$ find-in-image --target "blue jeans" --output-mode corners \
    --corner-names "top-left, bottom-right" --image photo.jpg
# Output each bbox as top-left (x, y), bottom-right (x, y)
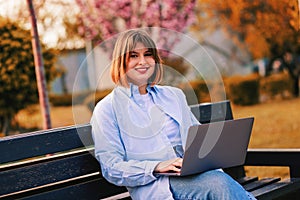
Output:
top-left (169, 170), bottom-right (256, 200)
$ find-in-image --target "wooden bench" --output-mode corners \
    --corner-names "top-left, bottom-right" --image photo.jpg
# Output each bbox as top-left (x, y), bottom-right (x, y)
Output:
top-left (0, 100), bottom-right (300, 200)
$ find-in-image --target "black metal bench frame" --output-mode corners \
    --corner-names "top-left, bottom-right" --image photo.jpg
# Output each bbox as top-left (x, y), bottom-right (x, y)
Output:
top-left (1, 100), bottom-right (300, 200)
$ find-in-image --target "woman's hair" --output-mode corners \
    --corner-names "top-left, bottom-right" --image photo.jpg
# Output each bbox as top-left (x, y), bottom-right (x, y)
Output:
top-left (110, 29), bottom-right (163, 87)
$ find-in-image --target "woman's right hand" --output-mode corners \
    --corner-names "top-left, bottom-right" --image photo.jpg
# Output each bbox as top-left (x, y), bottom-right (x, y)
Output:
top-left (154, 158), bottom-right (183, 173)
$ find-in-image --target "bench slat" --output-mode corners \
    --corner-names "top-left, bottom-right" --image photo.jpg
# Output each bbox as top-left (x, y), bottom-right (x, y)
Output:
top-left (15, 178), bottom-right (129, 200)
top-left (243, 177), bottom-right (281, 192)
top-left (236, 176), bottom-right (259, 185)
top-left (0, 124), bottom-right (92, 164)
top-left (251, 178), bottom-right (300, 200)
top-left (246, 149), bottom-right (300, 178)
top-left (0, 151), bottom-right (99, 196)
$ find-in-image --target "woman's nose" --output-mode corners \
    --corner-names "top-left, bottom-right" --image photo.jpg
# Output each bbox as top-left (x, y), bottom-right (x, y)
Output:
top-left (138, 56), bottom-right (146, 65)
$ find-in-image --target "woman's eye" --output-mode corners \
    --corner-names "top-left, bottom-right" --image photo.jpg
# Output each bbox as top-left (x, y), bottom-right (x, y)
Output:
top-left (145, 53), bottom-right (153, 57)
top-left (130, 54), bottom-right (138, 58)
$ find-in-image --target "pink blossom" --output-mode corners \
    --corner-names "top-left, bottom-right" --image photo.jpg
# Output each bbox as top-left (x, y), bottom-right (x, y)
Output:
top-left (75, 0), bottom-right (196, 53)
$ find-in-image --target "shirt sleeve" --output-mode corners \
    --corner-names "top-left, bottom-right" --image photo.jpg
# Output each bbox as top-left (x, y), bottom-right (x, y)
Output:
top-left (91, 96), bottom-right (160, 187)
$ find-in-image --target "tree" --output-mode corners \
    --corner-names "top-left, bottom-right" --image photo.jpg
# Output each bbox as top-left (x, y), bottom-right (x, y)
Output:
top-left (74, 0), bottom-right (195, 58)
top-left (0, 0), bottom-right (84, 50)
top-left (27, 0), bottom-right (52, 130)
top-left (74, 0), bottom-right (196, 44)
top-left (0, 18), bottom-right (58, 136)
top-left (193, 0), bottom-right (299, 60)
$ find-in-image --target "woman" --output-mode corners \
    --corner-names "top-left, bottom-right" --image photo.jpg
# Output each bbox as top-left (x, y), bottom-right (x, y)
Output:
top-left (91, 29), bottom-right (255, 200)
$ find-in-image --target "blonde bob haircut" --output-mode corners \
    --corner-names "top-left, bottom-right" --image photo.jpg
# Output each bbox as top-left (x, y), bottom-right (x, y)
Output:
top-left (110, 29), bottom-right (163, 87)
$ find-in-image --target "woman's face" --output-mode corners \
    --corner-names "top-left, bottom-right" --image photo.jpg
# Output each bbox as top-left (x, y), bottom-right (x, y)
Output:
top-left (126, 42), bottom-right (156, 87)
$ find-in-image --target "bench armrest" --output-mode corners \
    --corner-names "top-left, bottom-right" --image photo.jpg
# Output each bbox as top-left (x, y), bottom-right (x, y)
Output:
top-left (245, 148), bottom-right (300, 178)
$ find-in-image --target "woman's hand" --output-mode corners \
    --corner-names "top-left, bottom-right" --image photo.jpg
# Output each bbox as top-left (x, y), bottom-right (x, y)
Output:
top-left (154, 158), bottom-right (183, 173)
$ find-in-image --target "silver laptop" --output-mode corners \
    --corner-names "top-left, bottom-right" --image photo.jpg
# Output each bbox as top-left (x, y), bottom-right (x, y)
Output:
top-left (156, 117), bottom-right (254, 176)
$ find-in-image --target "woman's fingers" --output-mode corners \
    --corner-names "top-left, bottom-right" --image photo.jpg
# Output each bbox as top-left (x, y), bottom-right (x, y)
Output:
top-left (154, 158), bottom-right (183, 172)
top-left (171, 158), bottom-right (182, 168)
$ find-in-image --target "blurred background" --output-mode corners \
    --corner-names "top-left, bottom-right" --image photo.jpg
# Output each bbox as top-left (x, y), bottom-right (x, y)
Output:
top-left (0, 0), bottom-right (299, 179)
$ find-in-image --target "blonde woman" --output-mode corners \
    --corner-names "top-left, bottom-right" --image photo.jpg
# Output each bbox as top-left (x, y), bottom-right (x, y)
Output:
top-left (91, 29), bottom-right (255, 200)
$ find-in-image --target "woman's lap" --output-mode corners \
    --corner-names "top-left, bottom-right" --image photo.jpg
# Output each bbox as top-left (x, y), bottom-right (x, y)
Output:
top-left (169, 169), bottom-right (256, 200)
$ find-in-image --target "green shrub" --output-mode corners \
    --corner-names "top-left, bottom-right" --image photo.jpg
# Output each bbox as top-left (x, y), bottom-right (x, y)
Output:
top-left (179, 80), bottom-right (210, 105)
top-left (84, 89), bottom-right (112, 111)
top-left (260, 73), bottom-right (293, 101)
top-left (72, 91), bottom-right (93, 105)
top-left (49, 94), bottom-right (73, 106)
top-left (225, 74), bottom-right (260, 105)
top-left (181, 72), bottom-right (294, 107)
top-left (49, 91), bottom-right (99, 107)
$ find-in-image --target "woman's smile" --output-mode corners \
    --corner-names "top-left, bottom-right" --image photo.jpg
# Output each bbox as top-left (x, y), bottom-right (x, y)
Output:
top-left (134, 66), bottom-right (150, 74)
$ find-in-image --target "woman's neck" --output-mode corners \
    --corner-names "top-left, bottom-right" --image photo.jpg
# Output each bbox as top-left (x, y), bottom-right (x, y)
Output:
top-left (139, 85), bottom-right (147, 94)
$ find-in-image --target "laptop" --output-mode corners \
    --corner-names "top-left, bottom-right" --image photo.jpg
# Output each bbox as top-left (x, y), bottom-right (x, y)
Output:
top-left (155, 117), bottom-right (254, 176)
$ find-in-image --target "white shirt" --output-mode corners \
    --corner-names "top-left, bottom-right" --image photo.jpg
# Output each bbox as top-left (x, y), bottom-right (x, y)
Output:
top-left (91, 84), bottom-right (199, 199)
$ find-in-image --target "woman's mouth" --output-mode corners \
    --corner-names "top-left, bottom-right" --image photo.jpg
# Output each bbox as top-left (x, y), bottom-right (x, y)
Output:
top-left (135, 66), bottom-right (150, 73)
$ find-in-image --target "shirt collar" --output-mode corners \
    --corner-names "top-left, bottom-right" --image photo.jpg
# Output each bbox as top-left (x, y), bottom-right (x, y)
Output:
top-left (119, 83), bottom-right (158, 97)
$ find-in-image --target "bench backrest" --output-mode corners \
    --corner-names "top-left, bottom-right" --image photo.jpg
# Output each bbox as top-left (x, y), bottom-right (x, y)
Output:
top-left (190, 100), bottom-right (233, 123)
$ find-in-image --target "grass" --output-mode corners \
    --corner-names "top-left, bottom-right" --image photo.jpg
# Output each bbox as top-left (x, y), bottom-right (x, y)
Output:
top-left (14, 104), bottom-right (92, 131)
top-left (12, 97), bottom-right (300, 179)
top-left (232, 98), bottom-right (300, 148)
top-left (231, 98), bottom-right (300, 179)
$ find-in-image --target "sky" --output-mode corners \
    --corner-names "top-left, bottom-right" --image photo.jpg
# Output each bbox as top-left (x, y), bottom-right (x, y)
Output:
top-left (0, 0), bottom-right (80, 49)
top-left (0, 1), bottom-right (22, 17)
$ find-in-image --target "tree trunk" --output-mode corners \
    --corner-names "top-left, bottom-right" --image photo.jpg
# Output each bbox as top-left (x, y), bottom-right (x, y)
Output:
top-left (2, 115), bottom-right (11, 137)
top-left (26, 0), bottom-right (52, 129)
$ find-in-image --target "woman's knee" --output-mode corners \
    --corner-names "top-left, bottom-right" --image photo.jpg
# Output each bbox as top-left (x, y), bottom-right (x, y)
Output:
top-left (199, 170), bottom-right (233, 188)
top-left (200, 170), bottom-right (254, 199)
